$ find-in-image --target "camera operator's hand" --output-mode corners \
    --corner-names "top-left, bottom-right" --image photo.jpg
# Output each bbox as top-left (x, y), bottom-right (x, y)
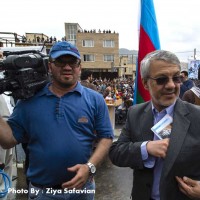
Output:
top-left (62, 164), bottom-right (90, 189)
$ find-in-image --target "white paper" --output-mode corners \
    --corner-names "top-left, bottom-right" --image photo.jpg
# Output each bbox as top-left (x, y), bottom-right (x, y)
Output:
top-left (151, 114), bottom-right (173, 139)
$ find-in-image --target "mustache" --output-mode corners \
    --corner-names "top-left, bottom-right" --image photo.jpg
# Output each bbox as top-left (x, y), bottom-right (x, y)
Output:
top-left (162, 90), bottom-right (176, 94)
top-left (61, 69), bottom-right (73, 74)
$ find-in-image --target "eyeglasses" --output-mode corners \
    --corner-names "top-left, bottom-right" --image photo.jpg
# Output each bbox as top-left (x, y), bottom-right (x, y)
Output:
top-left (51, 59), bottom-right (80, 69)
top-left (148, 75), bottom-right (182, 85)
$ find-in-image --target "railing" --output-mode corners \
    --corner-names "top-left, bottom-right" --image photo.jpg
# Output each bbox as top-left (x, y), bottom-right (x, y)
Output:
top-left (0, 32), bottom-right (24, 47)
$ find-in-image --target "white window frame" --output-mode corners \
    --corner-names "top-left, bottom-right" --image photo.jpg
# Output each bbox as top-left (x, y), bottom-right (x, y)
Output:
top-left (104, 54), bottom-right (114, 62)
top-left (83, 54), bottom-right (95, 62)
top-left (103, 40), bottom-right (115, 47)
top-left (82, 40), bottom-right (94, 47)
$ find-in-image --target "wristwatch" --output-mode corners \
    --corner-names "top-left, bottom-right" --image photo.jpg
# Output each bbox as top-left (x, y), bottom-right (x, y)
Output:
top-left (86, 162), bottom-right (96, 175)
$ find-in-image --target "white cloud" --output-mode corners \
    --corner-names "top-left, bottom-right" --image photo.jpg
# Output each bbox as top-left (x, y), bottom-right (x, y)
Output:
top-left (1, 0), bottom-right (200, 61)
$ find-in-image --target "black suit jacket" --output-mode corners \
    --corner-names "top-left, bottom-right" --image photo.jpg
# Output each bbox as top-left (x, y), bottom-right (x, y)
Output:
top-left (109, 99), bottom-right (200, 200)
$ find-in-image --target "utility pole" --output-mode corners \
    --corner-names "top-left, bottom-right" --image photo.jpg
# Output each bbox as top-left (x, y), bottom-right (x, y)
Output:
top-left (194, 48), bottom-right (196, 60)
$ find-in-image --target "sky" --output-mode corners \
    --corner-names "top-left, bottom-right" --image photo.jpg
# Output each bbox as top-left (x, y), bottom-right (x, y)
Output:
top-left (1, 0), bottom-right (200, 62)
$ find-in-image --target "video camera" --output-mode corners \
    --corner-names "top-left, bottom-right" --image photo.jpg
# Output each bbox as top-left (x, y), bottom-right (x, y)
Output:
top-left (0, 50), bottom-right (49, 100)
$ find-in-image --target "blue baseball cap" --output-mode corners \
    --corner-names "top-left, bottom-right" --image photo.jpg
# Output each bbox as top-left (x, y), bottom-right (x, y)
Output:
top-left (49, 41), bottom-right (81, 59)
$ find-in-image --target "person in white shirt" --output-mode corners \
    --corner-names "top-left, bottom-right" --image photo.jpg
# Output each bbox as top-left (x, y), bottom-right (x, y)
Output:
top-left (0, 51), bottom-right (14, 200)
top-left (0, 95), bottom-right (13, 200)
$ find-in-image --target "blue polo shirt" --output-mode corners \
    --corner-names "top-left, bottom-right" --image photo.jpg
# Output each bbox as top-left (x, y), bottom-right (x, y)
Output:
top-left (8, 82), bottom-right (113, 186)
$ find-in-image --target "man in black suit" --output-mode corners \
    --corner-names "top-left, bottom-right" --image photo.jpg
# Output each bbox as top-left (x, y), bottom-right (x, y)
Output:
top-left (80, 70), bottom-right (97, 91)
top-left (109, 50), bottom-right (200, 200)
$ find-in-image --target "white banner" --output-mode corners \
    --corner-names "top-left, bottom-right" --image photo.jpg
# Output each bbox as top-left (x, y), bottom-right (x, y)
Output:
top-left (188, 59), bottom-right (200, 79)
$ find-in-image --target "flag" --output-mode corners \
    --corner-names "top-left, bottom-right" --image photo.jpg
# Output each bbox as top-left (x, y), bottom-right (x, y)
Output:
top-left (134, 0), bottom-right (160, 104)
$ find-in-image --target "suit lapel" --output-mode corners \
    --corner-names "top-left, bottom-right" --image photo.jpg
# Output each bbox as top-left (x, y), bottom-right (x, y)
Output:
top-left (161, 99), bottom-right (190, 178)
top-left (141, 103), bottom-right (154, 141)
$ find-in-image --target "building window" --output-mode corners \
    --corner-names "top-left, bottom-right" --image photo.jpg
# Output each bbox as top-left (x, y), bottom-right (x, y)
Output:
top-left (83, 54), bottom-right (95, 62)
top-left (82, 40), bottom-right (94, 47)
top-left (104, 54), bottom-right (114, 62)
top-left (103, 40), bottom-right (115, 47)
top-left (66, 24), bottom-right (77, 45)
top-left (68, 41), bottom-right (76, 46)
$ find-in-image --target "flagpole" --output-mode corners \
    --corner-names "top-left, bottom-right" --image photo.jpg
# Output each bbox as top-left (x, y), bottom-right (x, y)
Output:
top-left (133, 0), bottom-right (141, 105)
top-left (133, 57), bottom-right (138, 105)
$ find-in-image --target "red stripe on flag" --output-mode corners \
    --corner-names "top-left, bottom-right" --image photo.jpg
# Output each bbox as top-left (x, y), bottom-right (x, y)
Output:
top-left (137, 26), bottom-right (156, 102)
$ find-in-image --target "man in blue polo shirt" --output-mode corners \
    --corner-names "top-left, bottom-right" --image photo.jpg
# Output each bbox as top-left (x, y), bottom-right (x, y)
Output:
top-left (0, 41), bottom-right (114, 200)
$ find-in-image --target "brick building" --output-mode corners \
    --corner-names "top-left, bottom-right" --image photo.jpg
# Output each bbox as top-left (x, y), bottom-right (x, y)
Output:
top-left (65, 23), bottom-right (120, 79)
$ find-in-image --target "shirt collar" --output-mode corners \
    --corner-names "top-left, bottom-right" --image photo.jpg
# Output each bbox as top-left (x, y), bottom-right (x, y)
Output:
top-left (35, 81), bottom-right (84, 97)
top-left (151, 100), bottom-right (176, 117)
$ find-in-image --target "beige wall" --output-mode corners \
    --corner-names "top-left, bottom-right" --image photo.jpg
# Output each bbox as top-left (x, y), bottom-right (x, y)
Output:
top-left (76, 32), bottom-right (119, 70)
top-left (25, 33), bottom-right (48, 43)
top-left (119, 55), bottom-right (136, 79)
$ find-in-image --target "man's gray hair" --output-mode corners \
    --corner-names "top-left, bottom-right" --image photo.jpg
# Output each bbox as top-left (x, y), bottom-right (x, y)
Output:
top-left (140, 50), bottom-right (181, 79)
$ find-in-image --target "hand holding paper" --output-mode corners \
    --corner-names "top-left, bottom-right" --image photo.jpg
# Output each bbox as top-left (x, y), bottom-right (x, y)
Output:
top-left (146, 138), bottom-right (170, 158)
top-left (151, 114), bottom-right (173, 139)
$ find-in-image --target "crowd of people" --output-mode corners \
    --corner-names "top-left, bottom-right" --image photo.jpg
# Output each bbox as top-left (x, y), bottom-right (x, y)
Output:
top-left (14, 33), bottom-right (67, 45)
top-left (0, 43), bottom-right (200, 200)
